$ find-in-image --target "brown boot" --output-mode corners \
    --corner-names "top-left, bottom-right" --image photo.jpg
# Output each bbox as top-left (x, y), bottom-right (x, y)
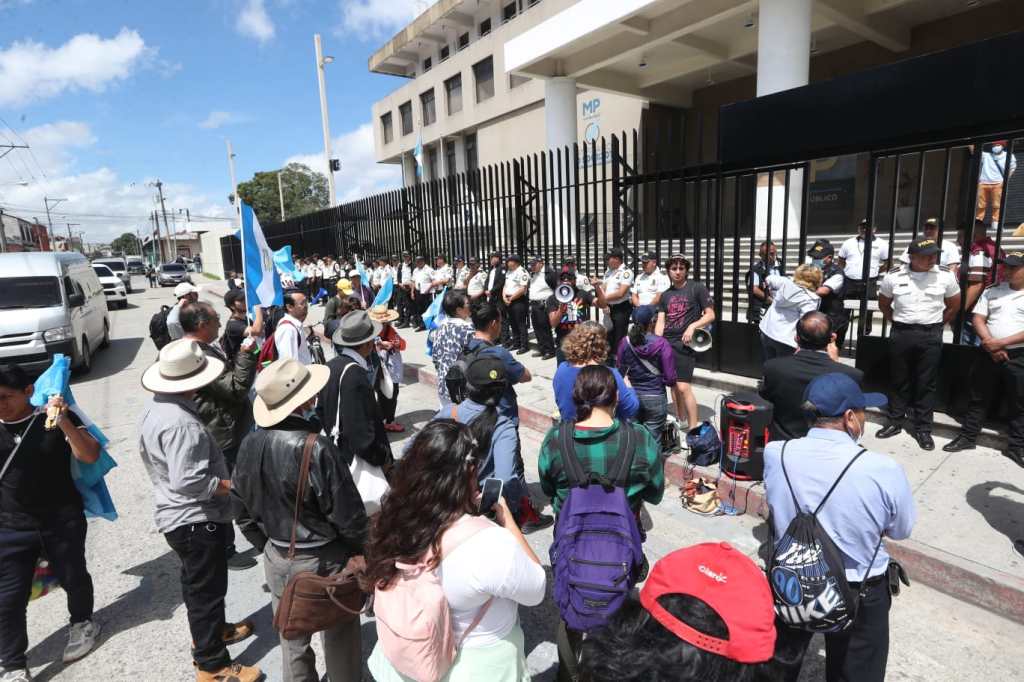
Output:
top-left (222, 620), bottom-right (255, 645)
top-left (195, 662), bottom-right (263, 682)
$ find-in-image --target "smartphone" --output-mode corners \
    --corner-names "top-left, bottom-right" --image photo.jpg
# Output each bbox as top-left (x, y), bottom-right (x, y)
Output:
top-left (478, 478), bottom-right (504, 516)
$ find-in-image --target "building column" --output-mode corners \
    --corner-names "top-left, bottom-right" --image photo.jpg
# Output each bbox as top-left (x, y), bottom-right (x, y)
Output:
top-left (544, 77), bottom-right (577, 151)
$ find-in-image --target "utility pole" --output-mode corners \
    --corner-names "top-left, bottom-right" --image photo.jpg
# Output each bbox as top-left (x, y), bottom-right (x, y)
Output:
top-left (277, 171), bottom-right (286, 220)
top-left (314, 34), bottom-right (337, 206)
top-left (152, 210), bottom-right (166, 263)
top-left (154, 179), bottom-right (177, 261)
top-left (43, 197), bottom-right (66, 249)
top-left (66, 223), bottom-right (80, 252)
top-left (0, 208), bottom-right (7, 253)
top-left (226, 139), bottom-right (240, 226)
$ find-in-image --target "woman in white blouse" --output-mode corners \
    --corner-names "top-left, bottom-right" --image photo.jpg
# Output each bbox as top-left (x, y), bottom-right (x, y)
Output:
top-left (758, 264), bottom-right (823, 361)
top-left (366, 420), bottom-right (546, 682)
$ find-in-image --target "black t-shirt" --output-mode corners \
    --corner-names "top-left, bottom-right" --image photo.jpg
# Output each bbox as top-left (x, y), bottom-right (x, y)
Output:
top-left (658, 281), bottom-right (713, 341)
top-left (0, 410), bottom-right (85, 529)
top-left (546, 290), bottom-right (596, 342)
top-left (221, 317), bottom-right (247, 364)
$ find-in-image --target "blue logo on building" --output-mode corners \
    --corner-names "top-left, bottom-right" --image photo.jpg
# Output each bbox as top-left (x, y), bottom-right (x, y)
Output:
top-left (582, 98), bottom-right (601, 119)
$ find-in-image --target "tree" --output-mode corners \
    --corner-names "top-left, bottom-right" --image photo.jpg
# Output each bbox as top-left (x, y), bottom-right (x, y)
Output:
top-left (110, 232), bottom-right (140, 255)
top-left (235, 162), bottom-right (329, 225)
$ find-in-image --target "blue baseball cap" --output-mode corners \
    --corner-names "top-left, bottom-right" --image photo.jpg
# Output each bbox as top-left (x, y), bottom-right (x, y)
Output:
top-left (631, 304), bottom-right (657, 326)
top-left (802, 373), bottom-right (886, 417)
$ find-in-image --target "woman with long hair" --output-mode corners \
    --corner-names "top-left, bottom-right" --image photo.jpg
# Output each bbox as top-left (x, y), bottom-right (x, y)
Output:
top-left (758, 264), bottom-right (823, 361)
top-left (367, 420), bottom-right (546, 682)
top-left (616, 305), bottom-right (676, 442)
top-left (552, 321), bottom-right (639, 422)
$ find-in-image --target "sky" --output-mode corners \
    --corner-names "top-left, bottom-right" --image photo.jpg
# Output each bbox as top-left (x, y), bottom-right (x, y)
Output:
top-left (0, 0), bottom-right (427, 243)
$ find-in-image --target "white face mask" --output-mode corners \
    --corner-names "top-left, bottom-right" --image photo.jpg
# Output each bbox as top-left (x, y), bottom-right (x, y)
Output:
top-left (845, 411), bottom-right (864, 443)
top-left (811, 258), bottom-right (825, 269)
top-left (992, 145), bottom-right (1004, 154)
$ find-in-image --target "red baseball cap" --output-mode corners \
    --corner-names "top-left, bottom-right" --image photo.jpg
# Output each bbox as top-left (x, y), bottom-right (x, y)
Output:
top-left (639, 542), bottom-right (776, 664)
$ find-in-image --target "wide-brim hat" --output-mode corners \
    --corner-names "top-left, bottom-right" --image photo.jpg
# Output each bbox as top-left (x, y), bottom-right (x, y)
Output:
top-left (174, 282), bottom-right (199, 298)
top-left (332, 309), bottom-right (382, 347)
top-left (142, 339), bottom-right (225, 394)
top-left (368, 304), bottom-right (399, 323)
top-left (252, 358), bottom-right (330, 428)
top-left (335, 277), bottom-right (353, 295)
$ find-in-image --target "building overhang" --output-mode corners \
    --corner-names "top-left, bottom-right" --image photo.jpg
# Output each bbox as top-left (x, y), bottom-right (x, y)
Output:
top-left (369, 0), bottom-right (477, 77)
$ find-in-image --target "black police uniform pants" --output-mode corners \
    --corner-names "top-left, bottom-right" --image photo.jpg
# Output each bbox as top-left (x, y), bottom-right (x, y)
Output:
top-left (887, 323), bottom-right (943, 433)
top-left (497, 299), bottom-right (514, 346)
top-left (413, 292), bottom-right (429, 329)
top-left (395, 286), bottom-right (411, 324)
top-left (507, 297), bottom-right (530, 350)
top-left (607, 301), bottom-right (633, 366)
top-left (844, 278), bottom-right (878, 334)
top-left (530, 299), bottom-right (555, 355)
top-left (164, 522), bottom-right (232, 672)
top-left (776, 577), bottom-right (892, 682)
top-left (961, 348), bottom-right (1024, 448)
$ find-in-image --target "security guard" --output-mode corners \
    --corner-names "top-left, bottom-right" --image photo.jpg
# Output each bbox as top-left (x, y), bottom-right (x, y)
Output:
top-left (466, 257), bottom-right (487, 302)
top-left (632, 251), bottom-right (670, 307)
top-left (502, 254), bottom-right (531, 354)
top-left (528, 255), bottom-right (557, 359)
top-left (945, 251), bottom-right (1024, 467)
top-left (453, 255), bottom-right (469, 289)
top-left (876, 237), bottom-right (961, 450)
top-left (411, 255), bottom-right (434, 331)
top-left (808, 239), bottom-right (848, 344)
top-left (592, 247), bottom-right (634, 364)
top-left (562, 255), bottom-right (594, 293)
top-left (395, 252), bottom-right (414, 327)
top-left (430, 254), bottom-right (453, 294)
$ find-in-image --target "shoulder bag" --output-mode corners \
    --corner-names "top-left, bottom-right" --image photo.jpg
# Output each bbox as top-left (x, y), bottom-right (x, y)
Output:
top-left (328, 361), bottom-right (390, 514)
top-left (273, 433), bottom-right (371, 640)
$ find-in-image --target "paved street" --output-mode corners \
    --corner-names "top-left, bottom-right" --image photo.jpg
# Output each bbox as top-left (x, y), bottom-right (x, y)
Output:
top-left (21, 277), bottom-right (1024, 681)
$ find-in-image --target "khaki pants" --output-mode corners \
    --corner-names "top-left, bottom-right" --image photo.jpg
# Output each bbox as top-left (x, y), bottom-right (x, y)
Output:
top-left (264, 542), bottom-right (362, 682)
top-left (976, 182), bottom-right (1004, 222)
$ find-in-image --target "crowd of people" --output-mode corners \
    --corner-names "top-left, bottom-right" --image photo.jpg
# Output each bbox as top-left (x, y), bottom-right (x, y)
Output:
top-left (4, 213), bottom-right (1024, 682)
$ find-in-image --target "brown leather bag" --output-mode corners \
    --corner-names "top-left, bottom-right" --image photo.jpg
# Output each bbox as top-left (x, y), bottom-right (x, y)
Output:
top-left (272, 433), bottom-right (370, 640)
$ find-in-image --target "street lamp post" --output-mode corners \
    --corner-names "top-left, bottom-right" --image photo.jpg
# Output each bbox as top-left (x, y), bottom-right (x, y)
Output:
top-left (277, 171), bottom-right (286, 220)
top-left (314, 34), bottom-right (337, 206)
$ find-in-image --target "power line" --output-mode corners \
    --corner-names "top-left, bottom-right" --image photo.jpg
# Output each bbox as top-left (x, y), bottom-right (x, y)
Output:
top-left (0, 202), bottom-right (232, 222)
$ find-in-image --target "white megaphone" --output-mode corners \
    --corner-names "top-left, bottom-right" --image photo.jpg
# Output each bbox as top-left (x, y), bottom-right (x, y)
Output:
top-left (554, 283), bottom-right (575, 304)
top-left (687, 327), bottom-right (712, 353)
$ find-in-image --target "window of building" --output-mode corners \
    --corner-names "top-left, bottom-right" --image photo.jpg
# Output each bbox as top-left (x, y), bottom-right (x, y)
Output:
top-left (444, 74), bottom-right (463, 114)
top-left (399, 101), bottom-right (413, 136)
top-left (420, 88), bottom-right (436, 127)
top-left (427, 146), bottom-right (439, 181)
top-left (381, 112), bottom-right (394, 144)
top-left (423, 57), bottom-right (432, 72)
top-left (473, 56), bottom-right (494, 102)
top-left (502, 2), bottom-right (516, 22)
top-left (444, 140), bottom-right (457, 176)
top-left (439, 45), bottom-right (450, 62)
top-left (465, 132), bottom-right (478, 172)
top-left (458, 32), bottom-right (469, 51)
top-left (509, 73), bottom-right (529, 89)
top-left (479, 18), bottom-right (491, 36)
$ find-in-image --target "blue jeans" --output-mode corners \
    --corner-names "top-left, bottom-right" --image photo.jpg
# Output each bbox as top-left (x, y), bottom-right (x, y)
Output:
top-left (636, 391), bottom-right (668, 443)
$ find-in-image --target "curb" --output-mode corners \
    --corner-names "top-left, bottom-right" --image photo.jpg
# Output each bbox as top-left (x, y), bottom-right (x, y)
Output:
top-left (404, 361), bottom-right (1024, 626)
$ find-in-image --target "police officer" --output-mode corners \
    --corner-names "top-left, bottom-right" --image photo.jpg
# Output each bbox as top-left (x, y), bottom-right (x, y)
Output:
top-left (528, 255), bottom-right (557, 359)
top-left (876, 237), bottom-right (962, 450)
top-left (485, 251), bottom-right (511, 344)
top-left (592, 247), bottom-right (634, 364)
top-left (808, 239), bottom-right (848, 345)
top-left (395, 252), bottom-right (414, 327)
top-left (411, 254), bottom-right (434, 331)
top-left (632, 251), bottom-right (670, 308)
top-left (503, 254), bottom-right (530, 354)
top-left (430, 254), bottom-right (453, 294)
top-left (562, 255), bottom-right (594, 292)
top-left (745, 240), bottom-right (781, 323)
top-left (945, 251), bottom-right (1024, 466)
top-left (838, 219), bottom-right (890, 335)
top-left (452, 255), bottom-right (469, 289)
top-left (465, 257), bottom-right (487, 302)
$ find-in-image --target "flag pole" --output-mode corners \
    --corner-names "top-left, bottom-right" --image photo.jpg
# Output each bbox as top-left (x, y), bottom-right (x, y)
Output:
top-left (226, 138), bottom-right (252, 320)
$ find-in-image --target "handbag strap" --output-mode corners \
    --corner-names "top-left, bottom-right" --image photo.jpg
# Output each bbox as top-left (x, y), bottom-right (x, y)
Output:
top-left (0, 413), bottom-right (40, 483)
top-left (627, 339), bottom-right (661, 377)
top-left (331, 361), bottom-right (358, 441)
top-left (457, 597), bottom-right (494, 648)
top-left (287, 433), bottom-right (319, 561)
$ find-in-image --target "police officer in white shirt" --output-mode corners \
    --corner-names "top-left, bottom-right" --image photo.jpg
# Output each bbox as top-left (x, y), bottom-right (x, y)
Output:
top-left (898, 217), bottom-right (961, 277)
top-left (502, 254), bottom-right (530, 354)
top-left (412, 255), bottom-right (434, 331)
top-left (945, 251), bottom-right (1024, 465)
top-left (876, 237), bottom-right (962, 450)
top-left (838, 220), bottom-right (890, 335)
top-left (527, 255), bottom-right (557, 359)
top-left (395, 252), bottom-right (414, 327)
top-left (430, 255), bottom-right (453, 294)
top-left (561, 255), bottom-right (594, 294)
top-left (466, 257), bottom-right (487, 302)
top-left (591, 247), bottom-right (634, 364)
top-left (452, 256), bottom-right (469, 290)
top-left (632, 251), bottom-right (670, 308)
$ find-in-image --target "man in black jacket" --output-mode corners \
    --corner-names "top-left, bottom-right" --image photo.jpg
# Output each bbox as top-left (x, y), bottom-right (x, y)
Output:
top-left (484, 251), bottom-right (512, 346)
top-left (232, 357), bottom-right (368, 682)
top-left (759, 312), bottom-right (863, 440)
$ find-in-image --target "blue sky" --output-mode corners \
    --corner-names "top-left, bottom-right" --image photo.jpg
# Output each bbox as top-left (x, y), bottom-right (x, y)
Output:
top-left (0, 0), bottom-right (421, 242)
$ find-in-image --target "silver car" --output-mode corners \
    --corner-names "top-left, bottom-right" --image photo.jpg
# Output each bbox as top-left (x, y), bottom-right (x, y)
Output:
top-left (157, 262), bottom-right (192, 286)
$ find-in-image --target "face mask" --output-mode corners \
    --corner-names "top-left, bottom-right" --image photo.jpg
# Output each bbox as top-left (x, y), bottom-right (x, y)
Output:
top-left (845, 412), bottom-right (864, 443)
top-left (301, 407), bottom-right (317, 421)
top-left (811, 258), bottom-right (825, 269)
top-left (992, 145), bottom-right (1004, 154)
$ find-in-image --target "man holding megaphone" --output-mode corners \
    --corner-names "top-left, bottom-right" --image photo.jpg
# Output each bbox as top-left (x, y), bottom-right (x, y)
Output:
top-left (547, 270), bottom-right (599, 364)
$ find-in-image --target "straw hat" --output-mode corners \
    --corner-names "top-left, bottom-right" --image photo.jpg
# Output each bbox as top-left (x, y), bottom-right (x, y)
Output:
top-left (335, 277), bottom-right (353, 295)
top-left (332, 310), bottom-right (382, 347)
top-left (368, 304), bottom-right (399, 323)
top-left (252, 358), bottom-right (330, 428)
top-left (142, 339), bottom-right (225, 393)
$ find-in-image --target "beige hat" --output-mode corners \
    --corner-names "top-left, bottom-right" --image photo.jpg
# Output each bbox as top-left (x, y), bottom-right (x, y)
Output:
top-left (174, 282), bottom-right (199, 298)
top-left (368, 304), bottom-right (399, 323)
top-left (252, 358), bottom-right (330, 427)
top-left (141, 339), bottom-right (225, 393)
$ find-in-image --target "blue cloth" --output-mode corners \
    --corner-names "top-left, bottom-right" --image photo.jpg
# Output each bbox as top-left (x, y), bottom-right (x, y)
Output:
top-left (552, 362), bottom-right (639, 422)
top-left (763, 428), bottom-right (916, 581)
top-left (466, 338), bottom-right (525, 424)
top-left (272, 245), bottom-right (305, 282)
top-left (241, 200), bottom-right (284, 315)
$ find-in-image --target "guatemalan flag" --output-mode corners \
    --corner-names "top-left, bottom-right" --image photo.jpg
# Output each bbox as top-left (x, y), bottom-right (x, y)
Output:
top-left (241, 200), bottom-right (283, 315)
top-left (414, 132), bottom-right (424, 178)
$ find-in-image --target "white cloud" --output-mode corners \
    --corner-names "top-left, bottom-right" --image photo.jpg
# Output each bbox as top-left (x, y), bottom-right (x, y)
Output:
top-left (285, 123), bottom-right (401, 203)
top-left (236, 0), bottom-right (276, 43)
top-left (199, 111), bottom-right (243, 129)
top-left (0, 28), bottom-right (148, 107)
top-left (339, 0), bottom-right (421, 38)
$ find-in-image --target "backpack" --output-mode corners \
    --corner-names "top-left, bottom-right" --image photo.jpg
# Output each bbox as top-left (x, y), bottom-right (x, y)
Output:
top-left (686, 421), bottom-right (722, 466)
top-left (549, 422), bottom-right (645, 633)
top-left (149, 305), bottom-right (172, 350)
top-left (374, 514), bottom-right (496, 682)
top-left (256, 319), bottom-right (295, 370)
top-left (769, 443), bottom-right (883, 633)
top-left (444, 338), bottom-right (492, 405)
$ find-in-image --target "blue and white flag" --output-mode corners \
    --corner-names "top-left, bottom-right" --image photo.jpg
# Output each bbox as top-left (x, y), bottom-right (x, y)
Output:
top-left (273, 245), bottom-right (305, 282)
top-left (241, 200), bottom-right (283, 314)
top-left (414, 132), bottom-right (424, 178)
top-left (356, 257), bottom-right (369, 285)
top-left (372, 276), bottom-right (394, 307)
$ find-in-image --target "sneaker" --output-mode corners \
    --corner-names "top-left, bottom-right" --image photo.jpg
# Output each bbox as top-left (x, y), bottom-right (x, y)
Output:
top-left (227, 552), bottom-right (258, 571)
top-left (0, 670), bottom-right (32, 682)
top-left (62, 619), bottom-right (101, 663)
top-left (222, 620), bottom-right (255, 645)
top-left (518, 497), bottom-right (555, 534)
top-left (195, 662), bottom-right (263, 682)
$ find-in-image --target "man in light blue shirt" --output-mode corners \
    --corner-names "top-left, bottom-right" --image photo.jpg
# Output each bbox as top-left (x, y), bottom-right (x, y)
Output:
top-left (764, 372), bottom-right (916, 682)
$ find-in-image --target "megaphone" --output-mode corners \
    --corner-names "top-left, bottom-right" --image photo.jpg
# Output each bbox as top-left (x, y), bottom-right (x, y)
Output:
top-left (554, 283), bottom-right (576, 304)
top-left (687, 327), bottom-right (712, 353)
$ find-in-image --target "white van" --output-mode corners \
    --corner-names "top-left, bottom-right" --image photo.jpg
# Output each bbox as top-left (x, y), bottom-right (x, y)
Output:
top-left (0, 252), bottom-right (110, 374)
top-left (92, 256), bottom-right (132, 293)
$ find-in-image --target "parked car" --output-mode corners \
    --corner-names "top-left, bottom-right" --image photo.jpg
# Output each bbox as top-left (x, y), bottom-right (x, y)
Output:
top-left (126, 255), bottom-right (146, 274)
top-left (92, 263), bottom-right (128, 309)
top-left (157, 262), bottom-right (192, 286)
top-left (92, 257), bottom-right (132, 293)
top-left (0, 252), bottom-right (109, 374)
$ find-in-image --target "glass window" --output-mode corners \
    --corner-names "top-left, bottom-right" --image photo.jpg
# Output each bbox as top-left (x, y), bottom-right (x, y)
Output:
top-left (473, 56), bottom-right (494, 103)
top-left (479, 18), bottom-right (491, 36)
top-left (423, 57), bottom-right (432, 72)
top-left (439, 45), bottom-right (450, 62)
top-left (509, 73), bottom-right (529, 89)
top-left (465, 133), bottom-right (478, 172)
top-left (445, 140), bottom-right (457, 176)
top-left (445, 74), bottom-right (463, 114)
top-left (399, 101), bottom-right (413, 136)
top-left (458, 32), bottom-right (469, 50)
top-left (427, 146), bottom-right (439, 181)
top-left (420, 89), bottom-right (436, 127)
top-left (381, 112), bottom-right (394, 144)
top-left (0, 276), bottom-right (62, 309)
top-left (502, 2), bottom-right (516, 22)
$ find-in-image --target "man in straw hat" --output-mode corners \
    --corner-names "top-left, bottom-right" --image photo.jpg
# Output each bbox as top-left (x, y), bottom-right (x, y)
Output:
top-left (138, 340), bottom-right (260, 682)
top-left (232, 358), bottom-right (369, 682)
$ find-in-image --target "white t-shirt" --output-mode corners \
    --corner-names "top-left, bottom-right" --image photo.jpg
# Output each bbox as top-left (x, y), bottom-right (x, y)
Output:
top-left (878, 266), bottom-right (960, 325)
top-left (438, 524), bottom-right (546, 648)
top-left (979, 149), bottom-right (1017, 184)
top-left (839, 236), bottom-right (890, 280)
top-left (759, 275), bottom-right (820, 347)
top-left (899, 239), bottom-right (961, 268)
top-left (975, 283), bottom-right (1024, 349)
top-left (634, 270), bottom-right (670, 305)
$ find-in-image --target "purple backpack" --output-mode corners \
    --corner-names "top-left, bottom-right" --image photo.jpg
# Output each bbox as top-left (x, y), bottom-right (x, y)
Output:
top-left (549, 422), bottom-right (645, 633)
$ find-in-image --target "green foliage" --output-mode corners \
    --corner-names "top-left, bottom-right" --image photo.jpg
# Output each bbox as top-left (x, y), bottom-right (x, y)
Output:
top-left (110, 232), bottom-right (141, 255)
top-left (235, 162), bottom-right (329, 224)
